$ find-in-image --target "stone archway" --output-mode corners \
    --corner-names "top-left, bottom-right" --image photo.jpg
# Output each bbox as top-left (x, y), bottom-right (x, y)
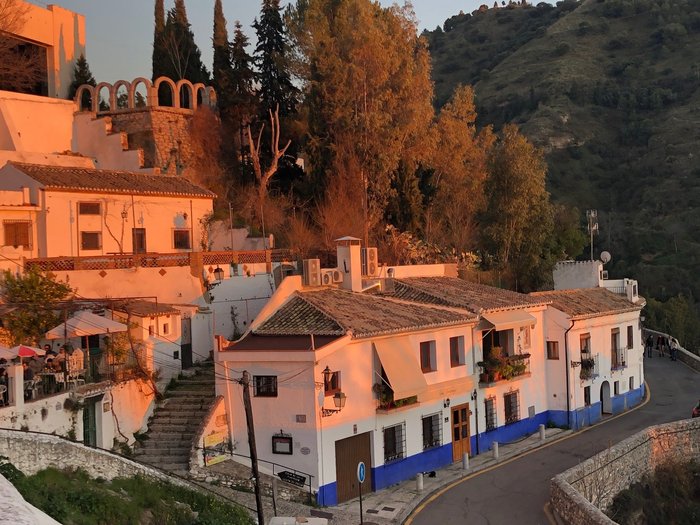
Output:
top-left (154, 76), bottom-right (178, 107)
top-left (74, 84), bottom-right (95, 112)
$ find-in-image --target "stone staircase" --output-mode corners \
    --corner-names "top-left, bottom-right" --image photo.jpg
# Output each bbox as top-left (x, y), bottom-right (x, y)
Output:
top-left (133, 366), bottom-right (215, 473)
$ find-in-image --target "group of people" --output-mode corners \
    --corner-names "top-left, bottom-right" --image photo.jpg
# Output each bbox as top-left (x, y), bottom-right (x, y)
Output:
top-left (645, 334), bottom-right (678, 361)
top-left (22, 345), bottom-right (85, 399)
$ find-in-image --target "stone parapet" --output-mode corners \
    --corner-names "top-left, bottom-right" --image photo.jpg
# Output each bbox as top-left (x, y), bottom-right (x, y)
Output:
top-left (550, 418), bottom-right (700, 524)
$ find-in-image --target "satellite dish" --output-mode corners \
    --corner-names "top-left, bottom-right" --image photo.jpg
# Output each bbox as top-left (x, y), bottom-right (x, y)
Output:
top-left (600, 251), bottom-right (612, 264)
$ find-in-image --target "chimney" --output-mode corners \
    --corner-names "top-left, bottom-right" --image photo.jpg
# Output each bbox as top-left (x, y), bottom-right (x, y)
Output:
top-left (336, 236), bottom-right (362, 292)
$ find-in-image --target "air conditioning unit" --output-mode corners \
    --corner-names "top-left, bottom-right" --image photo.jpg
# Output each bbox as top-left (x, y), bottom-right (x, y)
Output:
top-left (303, 259), bottom-right (321, 287)
top-left (332, 268), bottom-right (343, 283)
top-left (361, 247), bottom-right (378, 276)
top-left (321, 269), bottom-right (335, 286)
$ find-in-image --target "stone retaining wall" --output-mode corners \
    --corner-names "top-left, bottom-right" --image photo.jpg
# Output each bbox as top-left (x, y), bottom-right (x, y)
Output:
top-left (550, 418), bottom-right (700, 524)
top-left (0, 428), bottom-right (194, 489)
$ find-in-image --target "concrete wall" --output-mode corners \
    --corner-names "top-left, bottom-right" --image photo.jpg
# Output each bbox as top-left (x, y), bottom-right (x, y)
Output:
top-left (553, 261), bottom-right (603, 290)
top-left (550, 418), bottom-right (700, 524)
top-left (191, 395), bottom-right (229, 468)
top-left (8, 2), bottom-right (86, 99)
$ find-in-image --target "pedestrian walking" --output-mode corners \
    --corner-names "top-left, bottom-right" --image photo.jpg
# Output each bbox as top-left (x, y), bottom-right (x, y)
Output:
top-left (645, 334), bottom-right (653, 358)
top-left (656, 335), bottom-right (664, 357)
top-left (669, 338), bottom-right (678, 361)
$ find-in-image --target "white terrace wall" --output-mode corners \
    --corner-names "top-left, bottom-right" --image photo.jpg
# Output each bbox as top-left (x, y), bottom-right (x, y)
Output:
top-left (550, 418), bottom-right (700, 524)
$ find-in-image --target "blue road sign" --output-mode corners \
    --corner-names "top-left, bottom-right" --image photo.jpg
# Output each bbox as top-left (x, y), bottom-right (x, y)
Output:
top-left (357, 461), bottom-right (366, 484)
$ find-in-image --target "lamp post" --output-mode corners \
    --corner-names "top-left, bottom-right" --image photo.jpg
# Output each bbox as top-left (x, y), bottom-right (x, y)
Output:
top-left (471, 389), bottom-right (480, 455)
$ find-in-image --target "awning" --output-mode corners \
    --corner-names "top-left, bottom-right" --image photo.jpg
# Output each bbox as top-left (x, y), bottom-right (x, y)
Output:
top-left (45, 311), bottom-right (128, 340)
top-left (482, 310), bottom-right (536, 331)
top-left (373, 339), bottom-right (427, 400)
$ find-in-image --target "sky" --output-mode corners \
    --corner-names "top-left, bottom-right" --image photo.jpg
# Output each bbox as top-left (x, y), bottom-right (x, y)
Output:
top-left (34, 0), bottom-right (486, 84)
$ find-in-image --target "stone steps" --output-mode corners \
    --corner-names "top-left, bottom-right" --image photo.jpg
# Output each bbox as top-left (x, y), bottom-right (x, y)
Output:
top-left (133, 364), bottom-right (215, 473)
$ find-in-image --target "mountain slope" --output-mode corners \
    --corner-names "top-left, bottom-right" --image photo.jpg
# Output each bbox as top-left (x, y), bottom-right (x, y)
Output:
top-left (426, 0), bottom-right (700, 307)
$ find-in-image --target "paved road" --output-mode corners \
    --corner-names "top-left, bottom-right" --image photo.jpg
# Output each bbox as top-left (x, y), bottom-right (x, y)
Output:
top-left (408, 356), bottom-right (699, 525)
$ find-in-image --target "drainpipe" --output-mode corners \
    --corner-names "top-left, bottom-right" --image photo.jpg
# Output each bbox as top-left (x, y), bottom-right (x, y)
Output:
top-left (564, 320), bottom-right (575, 429)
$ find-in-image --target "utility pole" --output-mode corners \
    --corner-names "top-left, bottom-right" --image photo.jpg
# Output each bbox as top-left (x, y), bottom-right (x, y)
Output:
top-left (241, 371), bottom-right (264, 525)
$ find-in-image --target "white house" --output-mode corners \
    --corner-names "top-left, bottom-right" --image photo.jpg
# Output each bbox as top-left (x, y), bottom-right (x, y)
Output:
top-left (532, 287), bottom-right (645, 429)
top-left (215, 238), bottom-right (553, 506)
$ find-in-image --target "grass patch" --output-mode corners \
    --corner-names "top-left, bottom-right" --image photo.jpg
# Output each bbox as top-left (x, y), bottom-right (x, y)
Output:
top-left (2, 461), bottom-right (252, 525)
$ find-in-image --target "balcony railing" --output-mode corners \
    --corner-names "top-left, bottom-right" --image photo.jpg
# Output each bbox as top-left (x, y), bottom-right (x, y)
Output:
top-left (478, 353), bottom-right (531, 386)
top-left (579, 352), bottom-right (599, 380)
top-left (611, 347), bottom-right (628, 371)
top-left (25, 249), bottom-right (292, 273)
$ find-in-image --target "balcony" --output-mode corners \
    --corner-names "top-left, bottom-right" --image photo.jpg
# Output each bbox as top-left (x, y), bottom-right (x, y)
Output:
top-left (579, 353), bottom-right (599, 380)
top-left (478, 350), bottom-right (531, 387)
top-left (25, 249), bottom-right (292, 274)
top-left (373, 382), bottom-right (419, 413)
top-left (611, 347), bottom-right (628, 371)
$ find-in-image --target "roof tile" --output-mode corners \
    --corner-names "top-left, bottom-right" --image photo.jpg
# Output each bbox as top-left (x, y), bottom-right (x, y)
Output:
top-left (531, 288), bottom-right (641, 318)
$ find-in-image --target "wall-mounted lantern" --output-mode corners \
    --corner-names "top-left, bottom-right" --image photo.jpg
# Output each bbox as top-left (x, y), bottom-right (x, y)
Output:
top-left (213, 266), bottom-right (224, 283)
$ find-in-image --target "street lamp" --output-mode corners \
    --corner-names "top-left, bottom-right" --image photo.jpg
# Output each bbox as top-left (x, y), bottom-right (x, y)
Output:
top-left (213, 266), bottom-right (224, 283)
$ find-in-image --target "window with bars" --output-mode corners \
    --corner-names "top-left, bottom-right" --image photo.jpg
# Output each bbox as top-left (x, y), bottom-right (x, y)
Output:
top-left (504, 391), bottom-right (520, 424)
top-left (80, 231), bottom-right (101, 250)
top-left (546, 341), bottom-right (559, 360)
top-left (422, 413), bottom-right (442, 450)
top-left (173, 229), bottom-right (191, 250)
top-left (383, 422), bottom-right (405, 463)
top-left (78, 202), bottom-right (101, 215)
top-left (253, 375), bottom-right (278, 397)
top-left (450, 336), bottom-right (465, 367)
top-left (584, 386), bottom-right (591, 406)
top-left (485, 396), bottom-right (497, 431)
top-left (3, 221), bottom-right (31, 248)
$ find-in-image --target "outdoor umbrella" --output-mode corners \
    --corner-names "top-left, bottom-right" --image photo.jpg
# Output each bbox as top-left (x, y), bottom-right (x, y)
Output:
top-left (0, 345), bottom-right (44, 359)
top-left (45, 311), bottom-right (128, 340)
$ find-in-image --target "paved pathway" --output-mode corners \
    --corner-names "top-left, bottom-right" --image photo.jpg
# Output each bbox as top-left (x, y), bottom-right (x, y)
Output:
top-left (405, 355), bottom-right (698, 525)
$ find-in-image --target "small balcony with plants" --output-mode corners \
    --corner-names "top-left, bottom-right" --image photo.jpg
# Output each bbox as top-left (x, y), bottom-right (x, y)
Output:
top-left (373, 381), bottom-right (418, 413)
top-left (579, 353), bottom-right (599, 380)
top-left (477, 346), bottom-right (531, 387)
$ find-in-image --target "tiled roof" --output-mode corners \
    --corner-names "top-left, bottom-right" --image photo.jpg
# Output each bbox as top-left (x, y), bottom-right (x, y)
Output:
top-left (254, 288), bottom-right (476, 339)
top-left (394, 277), bottom-right (549, 312)
top-left (111, 300), bottom-right (180, 317)
top-left (531, 288), bottom-right (642, 319)
top-left (7, 162), bottom-right (215, 198)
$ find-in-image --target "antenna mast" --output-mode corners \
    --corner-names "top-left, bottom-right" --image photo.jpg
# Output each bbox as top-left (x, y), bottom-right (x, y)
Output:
top-left (586, 209), bottom-right (598, 261)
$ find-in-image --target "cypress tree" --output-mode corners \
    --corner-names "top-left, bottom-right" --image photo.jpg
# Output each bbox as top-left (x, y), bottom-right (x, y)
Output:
top-left (68, 54), bottom-right (96, 109)
top-left (231, 21), bottom-right (257, 124)
top-left (152, 0), bottom-right (166, 80)
top-left (159, 0), bottom-right (210, 84)
top-left (212, 0), bottom-right (233, 114)
top-left (253, 0), bottom-right (298, 117)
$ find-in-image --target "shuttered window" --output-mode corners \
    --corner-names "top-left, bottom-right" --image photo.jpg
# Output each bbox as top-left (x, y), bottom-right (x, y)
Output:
top-left (3, 221), bottom-right (31, 248)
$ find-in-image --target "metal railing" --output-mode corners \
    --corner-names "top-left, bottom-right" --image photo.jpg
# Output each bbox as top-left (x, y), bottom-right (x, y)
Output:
top-left (611, 347), bottom-right (627, 370)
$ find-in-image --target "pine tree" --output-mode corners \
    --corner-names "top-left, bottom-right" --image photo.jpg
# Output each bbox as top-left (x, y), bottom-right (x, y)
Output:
top-left (151, 0), bottom-right (166, 80)
top-left (68, 54), bottom-right (96, 99)
top-left (212, 0), bottom-right (235, 118)
top-left (231, 21), bottom-right (257, 125)
top-left (253, 0), bottom-right (297, 117)
top-left (157, 0), bottom-right (210, 84)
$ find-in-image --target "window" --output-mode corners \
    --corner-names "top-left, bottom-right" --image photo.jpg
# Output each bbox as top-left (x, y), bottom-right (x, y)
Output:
top-left (626, 326), bottom-right (633, 349)
top-left (611, 328), bottom-right (620, 351)
top-left (162, 323), bottom-right (169, 335)
top-left (80, 231), bottom-right (101, 250)
top-left (546, 341), bottom-right (559, 360)
top-left (324, 370), bottom-right (341, 396)
top-left (629, 376), bottom-right (635, 390)
top-left (3, 221), bottom-right (31, 248)
top-left (520, 326), bottom-right (531, 349)
top-left (132, 228), bottom-right (146, 253)
top-left (485, 396), bottom-right (497, 431)
top-left (450, 336), bottom-right (465, 367)
top-left (148, 325), bottom-right (154, 336)
top-left (504, 391), bottom-right (520, 424)
top-left (78, 202), bottom-right (101, 215)
top-left (422, 413), bottom-right (442, 450)
top-left (383, 423), bottom-right (405, 462)
top-left (253, 375), bottom-right (278, 397)
top-left (580, 333), bottom-right (591, 354)
top-left (173, 229), bottom-right (191, 249)
top-left (614, 381), bottom-right (619, 396)
top-left (420, 340), bottom-right (436, 373)
top-left (584, 386), bottom-right (591, 406)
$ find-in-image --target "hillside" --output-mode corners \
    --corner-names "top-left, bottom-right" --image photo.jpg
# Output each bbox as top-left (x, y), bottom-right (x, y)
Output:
top-left (426, 0), bottom-right (700, 311)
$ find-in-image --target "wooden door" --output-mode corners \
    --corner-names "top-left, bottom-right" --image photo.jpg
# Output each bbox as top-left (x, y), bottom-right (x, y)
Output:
top-left (334, 432), bottom-right (372, 503)
top-left (82, 396), bottom-right (100, 447)
top-left (452, 402), bottom-right (471, 461)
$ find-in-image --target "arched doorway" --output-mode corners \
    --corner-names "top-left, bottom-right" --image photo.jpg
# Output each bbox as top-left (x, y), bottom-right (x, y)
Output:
top-left (600, 381), bottom-right (612, 414)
